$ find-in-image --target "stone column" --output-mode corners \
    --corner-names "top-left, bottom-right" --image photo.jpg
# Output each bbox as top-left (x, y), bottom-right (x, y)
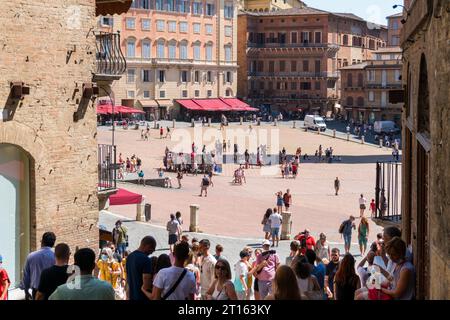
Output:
top-left (274, 118), bottom-right (277, 126)
top-left (240, 117), bottom-right (243, 125)
top-left (281, 211), bottom-right (292, 240)
top-left (154, 120), bottom-right (157, 129)
top-left (173, 119), bottom-right (176, 128)
top-left (257, 118), bottom-right (261, 126)
top-left (333, 129), bottom-right (336, 138)
top-left (136, 196), bottom-right (146, 221)
top-left (189, 204), bottom-right (200, 232)
top-left (208, 118), bottom-right (211, 127)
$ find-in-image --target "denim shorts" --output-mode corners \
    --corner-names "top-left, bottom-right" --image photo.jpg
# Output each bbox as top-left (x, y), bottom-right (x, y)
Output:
top-left (343, 233), bottom-right (352, 245)
top-left (271, 227), bottom-right (280, 237)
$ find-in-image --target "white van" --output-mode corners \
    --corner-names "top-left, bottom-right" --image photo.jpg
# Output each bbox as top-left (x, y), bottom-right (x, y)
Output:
top-left (304, 115), bottom-right (327, 131)
top-left (374, 121), bottom-right (400, 134)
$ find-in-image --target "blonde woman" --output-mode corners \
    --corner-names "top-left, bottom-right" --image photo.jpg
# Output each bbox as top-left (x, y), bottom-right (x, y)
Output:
top-left (97, 247), bottom-right (123, 299)
top-left (358, 217), bottom-right (370, 256)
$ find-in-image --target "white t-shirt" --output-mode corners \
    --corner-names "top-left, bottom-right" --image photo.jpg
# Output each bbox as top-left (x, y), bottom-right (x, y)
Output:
top-left (200, 254), bottom-right (217, 295)
top-left (359, 197), bottom-right (367, 205)
top-left (153, 266), bottom-right (196, 300)
top-left (269, 213), bottom-right (283, 228)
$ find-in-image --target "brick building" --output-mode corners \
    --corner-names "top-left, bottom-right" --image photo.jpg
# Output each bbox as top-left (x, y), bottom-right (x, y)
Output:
top-left (102, 0), bottom-right (239, 120)
top-left (398, 0), bottom-right (449, 299)
top-left (340, 47), bottom-right (403, 124)
top-left (0, 0), bottom-right (128, 289)
top-left (238, 0), bottom-right (306, 12)
top-left (237, 6), bottom-right (387, 116)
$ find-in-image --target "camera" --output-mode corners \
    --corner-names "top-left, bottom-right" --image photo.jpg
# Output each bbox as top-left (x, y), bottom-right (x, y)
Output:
top-left (261, 250), bottom-right (276, 257)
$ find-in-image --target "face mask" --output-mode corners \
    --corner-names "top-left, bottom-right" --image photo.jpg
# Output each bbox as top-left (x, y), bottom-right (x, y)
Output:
top-left (101, 254), bottom-right (108, 262)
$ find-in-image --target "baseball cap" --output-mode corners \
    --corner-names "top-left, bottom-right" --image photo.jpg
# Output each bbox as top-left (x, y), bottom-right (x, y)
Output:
top-left (262, 239), bottom-right (271, 246)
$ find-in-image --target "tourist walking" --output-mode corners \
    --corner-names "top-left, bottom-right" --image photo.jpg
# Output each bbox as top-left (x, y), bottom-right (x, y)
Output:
top-left (152, 242), bottom-right (196, 300)
top-left (175, 211), bottom-right (183, 226)
top-left (283, 189), bottom-right (292, 212)
top-left (126, 236), bottom-right (157, 301)
top-left (269, 208), bottom-right (283, 247)
top-left (370, 199), bottom-right (376, 217)
top-left (315, 233), bottom-right (331, 262)
top-left (176, 170), bottom-right (183, 189)
top-left (333, 253), bottom-right (361, 300)
top-left (49, 248), bottom-right (115, 300)
top-left (275, 191), bottom-right (283, 213)
top-left (199, 239), bottom-right (217, 299)
top-left (293, 257), bottom-right (322, 300)
top-left (358, 217), bottom-right (370, 256)
top-left (359, 194), bottom-right (367, 217)
top-left (160, 126), bottom-right (164, 139)
top-left (112, 220), bottom-right (128, 257)
top-left (264, 265), bottom-right (301, 300)
top-left (339, 216), bottom-right (356, 254)
top-left (295, 229), bottom-right (316, 255)
top-left (206, 258), bottom-right (237, 300)
top-left (0, 254), bottom-right (10, 300)
top-left (199, 175), bottom-right (210, 197)
top-left (255, 240), bottom-right (280, 300)
top-left (213, 244), bottom-right (224, 261)
top-left (167, 214), bottom-right (182, 253)
top-left (325, 248), bottom-right (341, 300)
top-left (334, 177), bottom-right (340, 195)
top-left (248, 249), bottom-right (263, 300)
top-left (223, 140), bottom-right (226, 153)
top-left (233, 251), bottom-right (250, 300)
top-left (97, 247), bottom-right (123, 299)
top-left (21, 232), bottom-right (56, 300)
top-left (35, 243), bottom-right (70, 300)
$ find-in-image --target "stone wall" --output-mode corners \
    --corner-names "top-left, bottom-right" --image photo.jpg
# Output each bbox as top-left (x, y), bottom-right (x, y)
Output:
top-left (0, 1), bottom-right (99, 255)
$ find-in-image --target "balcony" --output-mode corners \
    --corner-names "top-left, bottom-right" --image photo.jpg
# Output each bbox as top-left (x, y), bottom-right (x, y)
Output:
top-left (248, 71), bottom-right (338, 79)
top-left (248, 42), bottom-right (338, 49)
top-left (366, 83), bottom-right (402, 89)
top-left (94, 32), bottom-right (127, 81)
top-left (98, 144), bottom-right (117, 193)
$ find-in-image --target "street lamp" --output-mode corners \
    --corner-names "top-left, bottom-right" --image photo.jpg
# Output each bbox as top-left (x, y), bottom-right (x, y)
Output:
top-left (393, 4), bottom-right (410, 23)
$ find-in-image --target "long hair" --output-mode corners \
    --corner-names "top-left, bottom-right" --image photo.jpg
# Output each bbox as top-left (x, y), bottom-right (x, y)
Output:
top-left (264, 208), bottom-right (272, 219)
top-left (215, 258), bottom-right (232, 280)
top-left (273, 265), bottom-right (301, 300)
top-left (360, 217), bottom-right (369, 233)
top-left (334, 254), bottom-right (358, 286)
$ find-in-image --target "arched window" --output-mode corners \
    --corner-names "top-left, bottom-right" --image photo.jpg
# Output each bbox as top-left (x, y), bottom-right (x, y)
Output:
top-left (193, 41), bottom-right (201, 60)
top-left (168, 40), bottom-right (177, 59)
top-left (141, 39), bottom-right (151, 59)
top-left (205, 42), bottom-right (213, 61)
top-left (347, 73), bottom-right (353, 87)
top-left (156, 39), bottom-right (165, 58)
top-left (126, 38), bottom-right (136, 57)
top-left (357, 97), bottom-right (364, 106)
top-left (179, 40), bottom-right (188, 60)
top-left (346, 96), bottom-right (353, 106)
top-left (357, 73), bottom-right (363, 87)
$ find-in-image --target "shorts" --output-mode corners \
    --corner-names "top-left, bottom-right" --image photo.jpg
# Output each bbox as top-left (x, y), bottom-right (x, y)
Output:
top-left (277, 200), bottom-right (283, 206)
top-left (343, 233), bottom-right (352, 246)
top-left (358, 236), bottom-right (368, 247)
top-left (360, 204), bottom-right (366, 210)
top-left (271, 227), bottom-right (280, 238)
top-left (201, 186), bottom-right (208, 191)
top-left (168, 234), bottom-right (178, 245)
top-left (285, 204), bottom-right (290, 208)
top-left (253, 278), bottom-right (259, 291)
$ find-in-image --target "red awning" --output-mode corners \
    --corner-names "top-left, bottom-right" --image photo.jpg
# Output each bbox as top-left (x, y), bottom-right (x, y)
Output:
top-left (220, 98), bottom-right (258, 111)
top-left (109, 188), bottom-right (143, 206)
top-left (192, 99), bottom-right (231, 111)
top-left (118, 106), bottom-right (145, 114)
top-left (176, 99), bottom-right (203, 110)
top-left (97, 105), bottom-right (144, 114)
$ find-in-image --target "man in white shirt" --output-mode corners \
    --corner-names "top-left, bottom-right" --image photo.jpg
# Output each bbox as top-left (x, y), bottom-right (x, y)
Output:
top-left (269, 209), bottom-right (283, 247)
top-left (199, 239), bottom-right (216, 299)
top-left (359, 194), bottom-right (367, 217)
top-left (152, 241), bottom-right (196, 300)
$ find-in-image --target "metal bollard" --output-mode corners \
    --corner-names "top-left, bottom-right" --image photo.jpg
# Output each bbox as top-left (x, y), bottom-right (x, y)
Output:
top-left (379, 138), bottom-right (383, 148)
top-left (208, 118), bottom-right (211, 127)
top-left (191, 118), bottom-right (195, 127)
top-left (240, 117), bottom-right (243, 125)
top-left (274, 119), bottom-right (277, 126)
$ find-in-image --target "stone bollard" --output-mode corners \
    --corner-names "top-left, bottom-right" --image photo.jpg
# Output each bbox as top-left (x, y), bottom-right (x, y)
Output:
top-left (293, 121), bottom-right (296, 128)
top-left (257, 118), bottom-right (261, 126)
top-left (274, 119), bottom-right (277, 126)
top-left (189, 204), bottom-right (200, 232)
top-left (208, 118), bottom-right (211, 127)
top-left (191, 118), bottom-right (195, 127)
top-left (281, 211), bottom-right (292, 240)
top-left (136, 196), bottom-right (146, 221)
top-left (173, 119), bottom-right (176, 128)
top-left (379, 138), bottom-right (383, 148)
top-left (317, 128), bottom-right (320, 135)
top-left (347, 132), bottom-right (350, 141)
top-left (361, 135), bottom-right (365, 144)
top-left (240, 117), bottom-right (243, 125)
top-left (154, 120), bottom-right (157, 129)
top-left (333, 129), bottom-right (336, 138)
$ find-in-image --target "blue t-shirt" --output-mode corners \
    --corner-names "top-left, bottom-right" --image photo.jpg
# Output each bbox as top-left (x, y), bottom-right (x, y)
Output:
top-left (126, 250), bottom-right (154, 301)
top-left (312, 263), bottom-right (326, 290)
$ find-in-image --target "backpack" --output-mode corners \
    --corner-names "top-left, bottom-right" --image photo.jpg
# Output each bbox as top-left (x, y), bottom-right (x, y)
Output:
top-left (338, 221), bottom-right (346, 234)
top-left (202, 177), bottom-right (210, 186)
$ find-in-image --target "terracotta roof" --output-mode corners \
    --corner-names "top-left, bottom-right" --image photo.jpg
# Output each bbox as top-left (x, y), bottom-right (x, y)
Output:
top-left (387, 12), bottom-right (403, 18)
top-left (332, 12), bottom-right (365, 22)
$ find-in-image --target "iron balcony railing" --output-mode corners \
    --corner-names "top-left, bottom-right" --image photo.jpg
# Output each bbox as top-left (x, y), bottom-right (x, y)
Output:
top-left (247, 42), bottom-right (340, 49)
top-left (248, 71), bottom-right (339, 78)
top-left (374, 161), bottom-right (402, 222)
top-left (95, 31), bottom-right (127, 78)
top-left (98, 144), bottom-right (117, 192)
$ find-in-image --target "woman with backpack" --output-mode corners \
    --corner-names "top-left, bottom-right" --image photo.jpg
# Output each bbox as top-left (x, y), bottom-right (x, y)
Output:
top-left (199, 175), bottom-right (210, 197)
top-left (176, 170), bottom-right (183, 189)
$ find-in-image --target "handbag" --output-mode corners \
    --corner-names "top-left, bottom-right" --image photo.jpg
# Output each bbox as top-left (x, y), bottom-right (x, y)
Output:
top-left (368, 288), bottom-right (392, 300)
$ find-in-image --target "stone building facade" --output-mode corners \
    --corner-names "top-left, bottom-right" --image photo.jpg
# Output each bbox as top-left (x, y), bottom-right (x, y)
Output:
top-left (0, 0), bottom-right (128, 288)
top-left (398, 0), bottom-right (449, 299)
top-left (237, 6), bottom-right (387, 116)
top-left (238, 0), bottom-right (306, 12)
top-left (103, 0), bottom-right (239, 120)
top-left (340, 47), bottom-right (403, 124)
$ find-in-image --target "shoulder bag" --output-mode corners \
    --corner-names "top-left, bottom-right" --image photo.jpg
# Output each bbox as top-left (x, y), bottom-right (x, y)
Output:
top-left (161, 269), bottom-right (188, 300)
